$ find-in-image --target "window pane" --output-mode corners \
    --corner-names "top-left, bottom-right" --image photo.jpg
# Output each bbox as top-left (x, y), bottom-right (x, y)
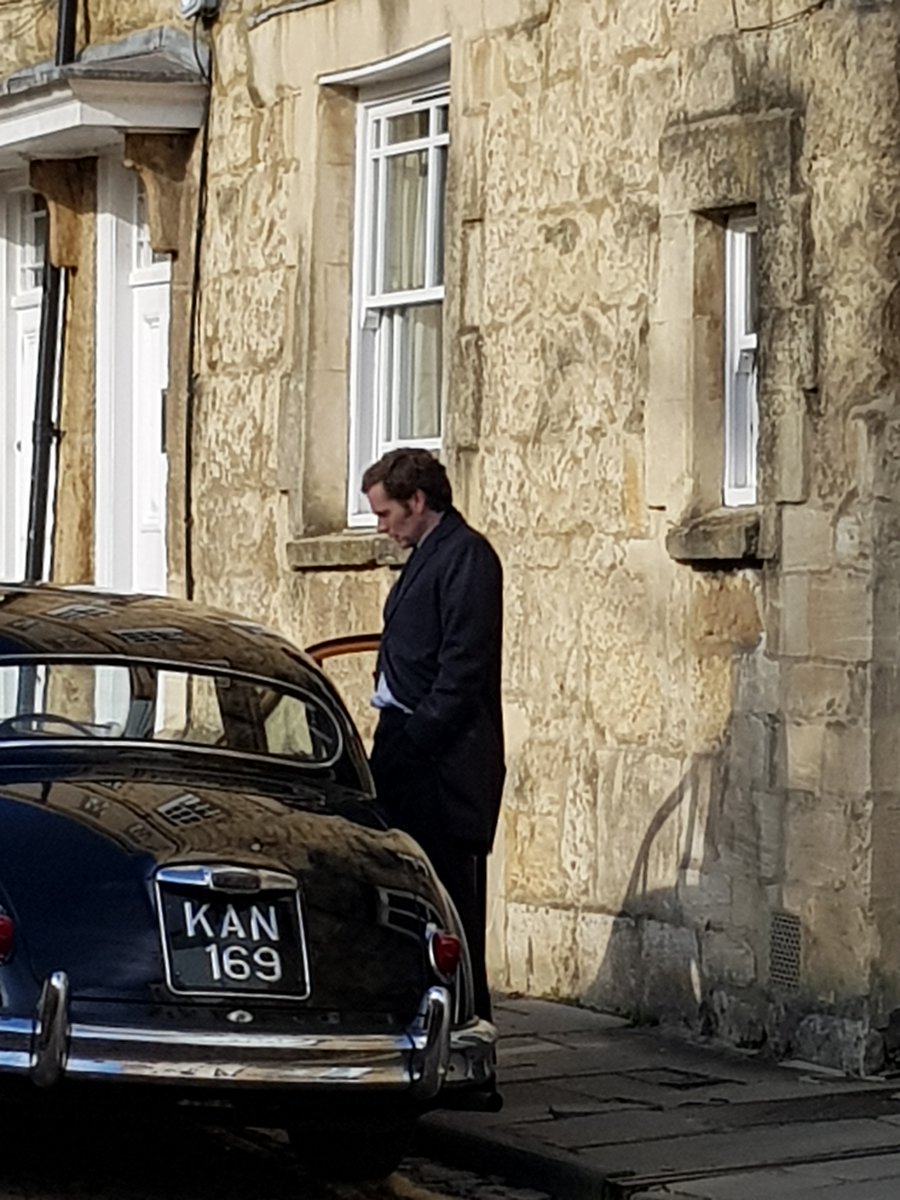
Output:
top-left (385, 109), bottom-right (430, 145)
top-left (19, 194), bottom-right (46, 293)
top-left (433, 145), bottom-right (447, 286)
top-left (745, 229), bottom-right (758, 335)
top-left (396, 304), bottom-right (442, 440)
top-left (434, 104), bottom-right (449, 135)
top-left (381, 150), bottom-right (428, 292)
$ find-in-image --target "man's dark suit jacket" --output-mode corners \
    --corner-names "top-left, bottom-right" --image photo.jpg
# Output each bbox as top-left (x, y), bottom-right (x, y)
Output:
top-left (377, 507), bottom-right (505, 851)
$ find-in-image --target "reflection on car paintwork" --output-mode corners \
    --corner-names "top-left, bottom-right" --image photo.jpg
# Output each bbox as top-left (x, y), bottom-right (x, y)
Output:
top-left (0, 584), bottom-right (498, 1182)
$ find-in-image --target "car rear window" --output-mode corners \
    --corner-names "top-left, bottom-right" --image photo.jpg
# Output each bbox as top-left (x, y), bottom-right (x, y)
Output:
top-left (0, 660), bottom-right (342, 767)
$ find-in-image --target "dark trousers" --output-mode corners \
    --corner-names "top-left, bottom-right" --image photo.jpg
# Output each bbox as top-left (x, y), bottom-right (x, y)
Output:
top-left (370, 708), bottom-right (492, 1020)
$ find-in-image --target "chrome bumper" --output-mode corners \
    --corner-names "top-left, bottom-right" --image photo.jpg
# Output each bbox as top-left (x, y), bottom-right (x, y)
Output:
top-left (0, 972), bottom-right (496, 1100)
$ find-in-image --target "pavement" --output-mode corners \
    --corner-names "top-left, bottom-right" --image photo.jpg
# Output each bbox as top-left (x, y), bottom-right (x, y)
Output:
top-left (416, 995), bottom-right (900, 1199)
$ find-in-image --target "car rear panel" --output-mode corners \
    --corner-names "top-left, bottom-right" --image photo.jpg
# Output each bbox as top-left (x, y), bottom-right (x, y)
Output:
top-left (0, 769), bottom-right (447, 1023)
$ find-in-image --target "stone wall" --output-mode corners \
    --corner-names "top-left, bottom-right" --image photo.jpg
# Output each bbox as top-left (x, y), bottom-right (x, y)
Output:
top-left (8, 0), bottom-right (900, 1070)
top-left (169, 0), bottom-right (900, 1070)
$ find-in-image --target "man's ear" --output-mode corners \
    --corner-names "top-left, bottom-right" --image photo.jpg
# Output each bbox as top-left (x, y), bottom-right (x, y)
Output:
top-left (410, 489), bottom-right (428, 513)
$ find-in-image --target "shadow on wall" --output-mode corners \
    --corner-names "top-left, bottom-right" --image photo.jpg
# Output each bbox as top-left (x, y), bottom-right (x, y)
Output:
top-left (580, 717), bottom-right (883, 1075)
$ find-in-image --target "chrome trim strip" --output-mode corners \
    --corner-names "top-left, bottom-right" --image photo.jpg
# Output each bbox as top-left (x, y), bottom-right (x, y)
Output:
top-left (155, 865), bottom-right (298, 892)
top-left (31, 970), bottom-right (70, 1088)
top-left (0, 1002), bottom-right (496, 1091)
top-left (410, 985), bottom-right (451, 1100)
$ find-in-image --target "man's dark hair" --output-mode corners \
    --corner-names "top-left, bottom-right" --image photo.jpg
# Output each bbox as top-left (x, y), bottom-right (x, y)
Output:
top-left (362, 448), bottom-right (453, 512)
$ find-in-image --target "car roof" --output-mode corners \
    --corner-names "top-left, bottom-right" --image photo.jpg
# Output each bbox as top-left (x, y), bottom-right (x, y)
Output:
top-left (0, 583), bottom-right (319, 688)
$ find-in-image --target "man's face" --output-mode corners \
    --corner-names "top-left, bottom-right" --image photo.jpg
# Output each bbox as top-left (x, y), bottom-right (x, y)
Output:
top-left (366, 482), bottom-right (430, 548)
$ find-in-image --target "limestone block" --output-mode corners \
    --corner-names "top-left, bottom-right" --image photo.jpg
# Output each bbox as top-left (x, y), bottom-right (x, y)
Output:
top-left (821, 721), bottom-right (870, 796)
top-left (463, 33), bottom-right (508, 112)
top-left (676, 865), bottom-right (733, 928)
top-left (753, 790), bottom-right (785, 883)
top-left (503, 25), bottom-right (544, 90)
top-left (460, 220), bottom-right (485, 328)
top-left (783, 661), bottom-right (867, 723)
top-left (733, 646), bottom-right (781, 715)
top-left (783, 794), bottom-right (871, 908)
top-left (645, 377), bottom-right (691, 513)
top-left (456, 112), bottom-right (487, 223)
top-left (682, 37), bottom-right (743, 119)
top-left (89, 0), bottom-right (172, 35)
top-left (801, 892), bottom-right (873, 997)
top-left (791, 1015), bottom-right (874, 1077)
top-left (505, 808), bottom-right (566, 900)
top-left (504, 902), bottom-right (579, 997)
top-left (576, 910), bottom-right (641, 1013)
top-left (614, 0), bottom-right (671, 52)
top-left (772, 402), bottom-right (810, 504)
top-left (639, 919), bottom-right (702, 1021)
top-left (773, 573), bottom-right (810, 658)
top-left (654, 214), bottom-right (693, 323)
top-left (733, 0), bottom-right (771, 27)
top-left (240, 169), bottom-right (299, 273)
top-left (700, 928), bottom-right (758, 988)
top-left (559, 747), bottom-right (601, 902)
top-left (598, 751), bottom-right (691, 914)
top-left (807, 573), bottom-right (872, 663)
top-left (765, 193), bottom-right (811, 308)
top-left (211, 15), bottom-right (250, 87)
top-left (780, 506), bottom-right (833, 573)
top-left (784, 720), bottom-right (825, 793)
top-left (835, 513), bottom-right (869, 566)
top-left (764, 305), bottom-right (818, 395)
top-left (669, 0), bottom-right (736, 44)
top-left (659, 121), bottom-right (758, 216)
top-left (728, 711), bottom-right (772, 794)
top-left (480, 0), bottom-right (553, 35)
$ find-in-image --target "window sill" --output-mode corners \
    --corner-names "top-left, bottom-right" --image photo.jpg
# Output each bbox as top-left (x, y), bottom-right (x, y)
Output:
top-left (665, 506), bottom-right (771, 567)
top-left (286, 532), bottom-right (406, 572)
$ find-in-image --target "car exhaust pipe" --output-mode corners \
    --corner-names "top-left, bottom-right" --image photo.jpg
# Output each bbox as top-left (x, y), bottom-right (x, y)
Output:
top-left (31, 970), bottom-right (69, 1088)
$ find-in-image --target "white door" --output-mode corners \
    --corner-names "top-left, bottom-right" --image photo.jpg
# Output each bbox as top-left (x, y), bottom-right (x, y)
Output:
top-left (95, 157), bottom-right (170, 597)
top-left (0, 189), bottom-right (46, 718)
top-left (0, 189), bottom-right (45, 583)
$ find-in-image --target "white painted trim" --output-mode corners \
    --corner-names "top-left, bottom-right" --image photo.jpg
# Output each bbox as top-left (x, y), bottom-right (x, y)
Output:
top-left (94, 156), bottom-right (129, 590)
top-left (0, 191), bottom-right (10, 579)
top-left (319, 36), bottom-right (450, 89)
top-left (723, 215), bottom-right (758, 508)
top-left (348, 79), bottom-right (448, 520)
top-left (0, 79), bottom-right (206, 171)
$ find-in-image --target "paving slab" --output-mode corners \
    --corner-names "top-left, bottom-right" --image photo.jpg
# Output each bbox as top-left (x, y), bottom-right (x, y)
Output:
top-left (417, 996), bottom-right (900, 1200)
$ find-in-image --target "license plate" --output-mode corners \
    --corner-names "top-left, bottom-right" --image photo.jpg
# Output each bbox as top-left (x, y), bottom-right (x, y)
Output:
top-left (158, 886), bottom-right (310, 998)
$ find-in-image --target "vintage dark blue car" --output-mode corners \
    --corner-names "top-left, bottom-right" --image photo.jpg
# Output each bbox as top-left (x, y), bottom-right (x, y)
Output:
top-left (0, 583), bottom-right (497, 1178)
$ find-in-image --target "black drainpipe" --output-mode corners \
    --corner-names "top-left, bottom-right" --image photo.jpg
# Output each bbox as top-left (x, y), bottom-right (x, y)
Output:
top-left (22, 0), bottom-right (78, 584)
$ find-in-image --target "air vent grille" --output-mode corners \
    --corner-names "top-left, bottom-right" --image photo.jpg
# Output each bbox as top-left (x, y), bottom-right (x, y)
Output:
top-left (769, 910), bottom-right (802, 991)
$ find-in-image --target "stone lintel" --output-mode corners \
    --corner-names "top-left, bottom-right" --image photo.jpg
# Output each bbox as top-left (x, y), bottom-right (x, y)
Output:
top-left (286, 533), bottom-right (406, 571)
top-left (29, 158), bottom-right (96, 269)
top-left (123, 132), bottom-right (196, 255)
top-left (666, 506), bottom-right (768, 565)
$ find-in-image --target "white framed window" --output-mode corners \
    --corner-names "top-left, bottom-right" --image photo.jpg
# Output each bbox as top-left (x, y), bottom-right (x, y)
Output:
top-left (16, 191), bottom-right (47, 295)
top-left (346, 78), bottom-right (449, 525)
top-left (723, 213), bottom-right (758, 507)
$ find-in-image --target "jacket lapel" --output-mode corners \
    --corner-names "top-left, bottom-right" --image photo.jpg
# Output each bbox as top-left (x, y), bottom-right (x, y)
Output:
top-left (382, 509), bottom-right (462, 629)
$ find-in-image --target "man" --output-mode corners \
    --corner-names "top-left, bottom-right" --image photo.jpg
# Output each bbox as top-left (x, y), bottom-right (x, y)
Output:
top-left (362, 448), bottom-right (504, 1019)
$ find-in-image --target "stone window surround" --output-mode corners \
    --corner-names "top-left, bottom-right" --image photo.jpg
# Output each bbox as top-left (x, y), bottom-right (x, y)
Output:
top-left (648, 109), bottom-right (809, 567)
top-left (283, 38), bottom-right (451, 573)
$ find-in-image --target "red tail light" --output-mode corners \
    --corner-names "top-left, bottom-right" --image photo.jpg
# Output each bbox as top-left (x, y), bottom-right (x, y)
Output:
top-left (429, 930), bottom-right (461, 979)
top-left (0, 913), bottom-right (14, 963)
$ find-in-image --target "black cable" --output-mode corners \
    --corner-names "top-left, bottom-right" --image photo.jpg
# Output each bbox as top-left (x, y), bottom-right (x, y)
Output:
top-left (184, 16), bottom-right (215, 599)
